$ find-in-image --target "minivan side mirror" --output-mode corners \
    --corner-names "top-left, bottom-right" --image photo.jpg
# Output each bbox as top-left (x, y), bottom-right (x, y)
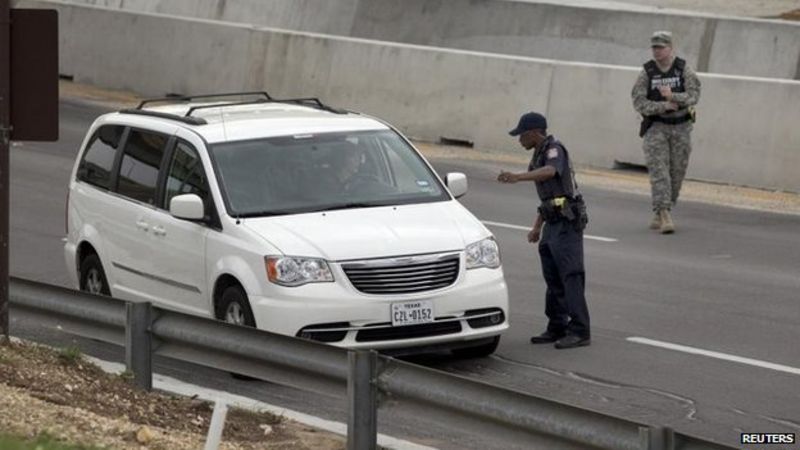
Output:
top-left (445, 173), bottom-right (468, 198)
top-left (170, 194), bottom-right (205, 220)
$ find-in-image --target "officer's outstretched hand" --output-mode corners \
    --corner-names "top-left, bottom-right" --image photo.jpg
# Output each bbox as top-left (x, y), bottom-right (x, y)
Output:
top-left (528, 227), bottom-right (541, 244)
top-left (497, 171), bottom-right (517, 184)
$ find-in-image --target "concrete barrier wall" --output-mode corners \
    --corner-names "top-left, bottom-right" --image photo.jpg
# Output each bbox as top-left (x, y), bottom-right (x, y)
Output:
top-left (57, 0), bottom-right (800, 80)
top-left (17, 1), bottom-right (800, 192)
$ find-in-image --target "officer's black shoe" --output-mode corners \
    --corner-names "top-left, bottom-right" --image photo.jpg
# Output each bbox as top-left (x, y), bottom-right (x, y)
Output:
top-left (554, 334), bottom-right (591, 349)
top-left (530, 331), bottom-right (566, 344)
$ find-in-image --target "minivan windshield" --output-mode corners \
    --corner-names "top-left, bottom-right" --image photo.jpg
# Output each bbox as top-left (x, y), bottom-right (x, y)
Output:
top-left (211, 130), bottom-right (450, 217)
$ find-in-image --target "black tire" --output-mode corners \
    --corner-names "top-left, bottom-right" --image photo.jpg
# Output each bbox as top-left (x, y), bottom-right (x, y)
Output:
top-left (217, 285), bottom-right (256, 327)
top-left (216, 285), bottom-right (258, 380)
top-left (452, 336), bottom-right (501, 359)
top-left (79, 254), bottom-right (110, 296)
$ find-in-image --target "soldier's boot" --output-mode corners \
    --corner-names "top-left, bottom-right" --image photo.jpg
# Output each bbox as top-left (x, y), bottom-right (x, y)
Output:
top-left (659, 209), bottom-right (675, 234)
top-left (649, 211), bottom-right (662, 230)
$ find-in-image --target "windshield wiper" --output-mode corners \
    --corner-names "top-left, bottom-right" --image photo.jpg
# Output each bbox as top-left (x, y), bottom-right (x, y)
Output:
top-left (313, 202), bottom-right (393, 212)
top-left (235, 203), bottom-right (392, 217)
top-left (237, 209), bottom-right (297, 218)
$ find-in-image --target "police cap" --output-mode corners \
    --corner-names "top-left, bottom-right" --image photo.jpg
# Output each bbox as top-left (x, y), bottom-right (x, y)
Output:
top-left (509, 112), bottom-right (547, 136)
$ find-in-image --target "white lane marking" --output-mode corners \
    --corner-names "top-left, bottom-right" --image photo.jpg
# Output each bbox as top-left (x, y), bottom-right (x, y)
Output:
top-left (627, 337), bottom-right (800, 376)
top-left (481, 220), bottom-right (618, 242)
top-left (84, 356), bottom-right (438, 450)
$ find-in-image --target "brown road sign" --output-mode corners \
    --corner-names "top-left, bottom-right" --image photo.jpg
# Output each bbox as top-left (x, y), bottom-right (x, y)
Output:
top-left (10, 8), bottom-right (58, 141)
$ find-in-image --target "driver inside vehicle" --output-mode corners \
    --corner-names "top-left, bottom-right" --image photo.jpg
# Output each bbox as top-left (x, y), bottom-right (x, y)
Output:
top-left (320, 142), bottom-right (371, 195)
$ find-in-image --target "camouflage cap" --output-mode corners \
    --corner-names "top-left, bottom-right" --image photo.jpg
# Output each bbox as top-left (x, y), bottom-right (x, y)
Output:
top-left (650, 30), bottom-right (673, 47)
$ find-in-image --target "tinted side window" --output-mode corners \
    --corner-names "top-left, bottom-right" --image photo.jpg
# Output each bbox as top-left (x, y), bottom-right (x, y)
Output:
top-left (164, 141), bottom-right (210, 210)
top-left (117, 130), bottom-right (168, 205)
top-left (77, 125), bottom-right (125, 189)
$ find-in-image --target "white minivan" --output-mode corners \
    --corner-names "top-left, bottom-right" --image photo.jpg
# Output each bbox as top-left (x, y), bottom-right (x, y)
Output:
top-left (65, 93), bottom-right (509, 357)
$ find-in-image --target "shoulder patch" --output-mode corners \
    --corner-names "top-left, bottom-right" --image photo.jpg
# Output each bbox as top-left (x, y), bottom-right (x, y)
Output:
top-left (546, 148), bottom-right (559, 159)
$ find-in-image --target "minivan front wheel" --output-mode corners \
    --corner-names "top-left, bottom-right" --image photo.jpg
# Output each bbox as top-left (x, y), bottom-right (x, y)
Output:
top-left (79, 254), bottom-right (110, 296)
top-left (218, 285), bottom-right (256, 328)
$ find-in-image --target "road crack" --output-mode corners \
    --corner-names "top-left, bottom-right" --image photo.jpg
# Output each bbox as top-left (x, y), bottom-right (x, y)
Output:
top-left (491, 355), bottom-right (699, 421)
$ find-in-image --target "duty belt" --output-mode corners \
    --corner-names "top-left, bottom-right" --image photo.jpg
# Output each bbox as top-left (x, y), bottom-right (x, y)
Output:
top-left (650, 112), bottom-right (691, 125)
top-left (539, 196), bottom-right (588, 231)
top-left (539, 196), bottom-right (575, 223)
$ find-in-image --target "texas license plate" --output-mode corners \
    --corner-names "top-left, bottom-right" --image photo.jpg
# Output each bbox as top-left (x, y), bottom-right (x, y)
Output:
top-left (391, 300), bottom-right (434, 326)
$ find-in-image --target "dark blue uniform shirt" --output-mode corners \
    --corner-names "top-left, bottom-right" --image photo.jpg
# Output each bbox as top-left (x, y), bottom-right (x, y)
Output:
top-left (528, 135), bottom-right (576, 202)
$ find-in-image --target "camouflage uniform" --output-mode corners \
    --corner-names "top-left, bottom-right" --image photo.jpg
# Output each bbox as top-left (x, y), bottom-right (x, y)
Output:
top-left (631, 61), bottom-right (701, 212)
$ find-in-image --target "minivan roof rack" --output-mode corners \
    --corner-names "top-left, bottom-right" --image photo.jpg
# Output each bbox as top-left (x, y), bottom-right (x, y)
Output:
top-left (279, 97), bottom-right (348, 115)
top-left (135, 91), bottom-right (272, 109)
top-left (186, 97), bottom-right (348, 116)
top-left (118, 92), bottom-right (348, 125)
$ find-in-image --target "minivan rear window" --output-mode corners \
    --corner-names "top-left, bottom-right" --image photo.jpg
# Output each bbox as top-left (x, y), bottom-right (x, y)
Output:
top-left (76, 125), bottom-right (125, 190)
top-left (117, 130), bottom-right (168, 205)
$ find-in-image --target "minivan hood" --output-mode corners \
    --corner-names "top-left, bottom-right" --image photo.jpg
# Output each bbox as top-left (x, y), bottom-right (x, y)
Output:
top-left (241, 201), bottom-right (489, 261)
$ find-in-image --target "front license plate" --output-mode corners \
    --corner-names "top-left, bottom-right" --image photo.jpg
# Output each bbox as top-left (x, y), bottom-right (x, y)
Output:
top-left (391, 300), bottom-right (434, 326)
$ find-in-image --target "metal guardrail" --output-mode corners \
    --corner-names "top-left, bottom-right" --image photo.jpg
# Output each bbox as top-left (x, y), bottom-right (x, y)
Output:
top-left (9, 277), bottom-right (736, 450)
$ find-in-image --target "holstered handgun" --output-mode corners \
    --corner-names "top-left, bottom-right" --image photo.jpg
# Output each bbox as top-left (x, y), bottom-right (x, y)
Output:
top-left (639, 116), bottom-right (654, 138)
top-left (688, 106), bottom-right (697, 123)
top-left (571, 199), bottom-right (588, 231)
top-left (561, 203), bottom-right (576, 221)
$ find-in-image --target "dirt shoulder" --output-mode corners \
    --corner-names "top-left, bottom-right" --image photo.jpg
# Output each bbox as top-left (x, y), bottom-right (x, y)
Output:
top-left (0, 339), bottom-right (345, 450)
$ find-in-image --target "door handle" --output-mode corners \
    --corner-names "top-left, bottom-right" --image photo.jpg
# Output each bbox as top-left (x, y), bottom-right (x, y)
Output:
top-left (152, 225), bottom-right (166, 237)
top-left (135, 220), bottom-right (149, 231)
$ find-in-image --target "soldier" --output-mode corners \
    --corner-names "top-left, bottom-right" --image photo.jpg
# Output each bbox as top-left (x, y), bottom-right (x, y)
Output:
top-left (632, 31), bottom-right (701, 234)
top-left (498, 112), bottom-right (591, 349)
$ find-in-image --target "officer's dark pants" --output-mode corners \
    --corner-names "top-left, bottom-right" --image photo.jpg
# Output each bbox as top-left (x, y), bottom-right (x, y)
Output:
top-left (538, 220), bottom-right (590, 338)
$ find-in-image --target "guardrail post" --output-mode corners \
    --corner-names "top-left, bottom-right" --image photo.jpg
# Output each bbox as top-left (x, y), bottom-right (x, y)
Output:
top-left (125, 301), bottom-right (152, 391)
top-left (347, 349), bottom-right (377, 450)
top-left (639, 426), bottom-right (675, 450)
top-left (204, 400), bottom-right (229, 450)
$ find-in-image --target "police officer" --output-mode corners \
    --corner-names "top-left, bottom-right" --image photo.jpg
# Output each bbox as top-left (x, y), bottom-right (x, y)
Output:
top-left (498, 112), bottom-right (591, 349)
top-left (632, 31), bottom-right (701, 234)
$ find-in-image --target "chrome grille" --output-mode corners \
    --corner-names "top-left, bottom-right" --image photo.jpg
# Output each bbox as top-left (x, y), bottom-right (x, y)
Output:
top-left (342, 253), bottom-right (460, 294)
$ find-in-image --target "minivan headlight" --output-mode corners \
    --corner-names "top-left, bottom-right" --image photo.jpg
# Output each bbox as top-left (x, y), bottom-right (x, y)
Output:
top-left (465, 238), bottom-right (500, 269)
top-left (265, 256), bottom-right (334, 287)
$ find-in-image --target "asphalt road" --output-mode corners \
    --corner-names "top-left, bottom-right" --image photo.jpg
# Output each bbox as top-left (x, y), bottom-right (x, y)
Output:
top-left (7, 100), bottom-right (800, 449)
